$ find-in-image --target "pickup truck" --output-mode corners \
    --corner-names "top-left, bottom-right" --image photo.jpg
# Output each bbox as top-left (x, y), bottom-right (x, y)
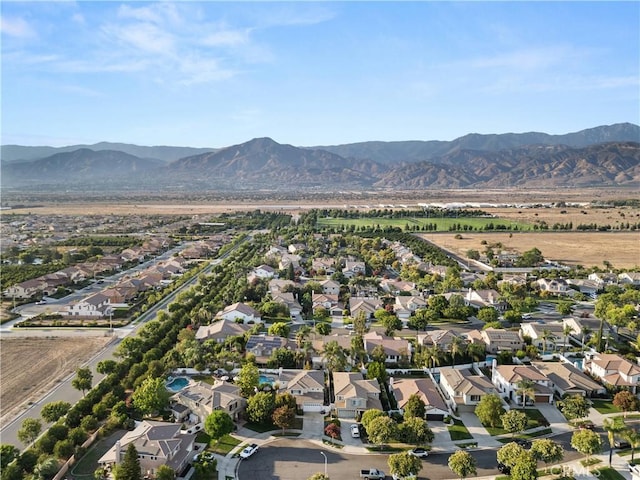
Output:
top-left (359, 469), bottom-right (385, 479)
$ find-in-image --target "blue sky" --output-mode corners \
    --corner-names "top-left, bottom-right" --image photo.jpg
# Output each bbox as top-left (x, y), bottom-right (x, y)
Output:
top-left (2, 1), bottom-right (639, 148)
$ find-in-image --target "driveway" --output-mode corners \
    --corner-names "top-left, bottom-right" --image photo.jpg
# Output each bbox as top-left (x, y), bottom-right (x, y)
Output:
top-left (535, 403), bottom-right (570, 430)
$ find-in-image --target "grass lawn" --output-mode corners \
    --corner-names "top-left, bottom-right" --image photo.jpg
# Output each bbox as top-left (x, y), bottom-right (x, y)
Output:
top-left (496, 428), bottom-right (553, 443)
top-left (195, 432), bottom-right (242, 455)
top-left (591, 399), bottom-right (621, 414)
top-left (614, 414), bottom-right (640, 420)
top-left (316, 216), bottom-right (532, 231)
top-left (593, 467), bottom-right (627, 480)
top-left (244, 417), bottom-right (303, 433)
top-left (580, 457), bottom-right (602, 467)
top-left (485, 408), bottom-right (548, 436)
top-left (71, 430), bottom-right (125, 477)
top-left (448, 418), bottom-right (474, 441)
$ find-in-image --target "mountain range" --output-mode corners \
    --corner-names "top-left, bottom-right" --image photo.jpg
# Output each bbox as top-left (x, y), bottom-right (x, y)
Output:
top-left (2, 123), bottom-right (638, 192)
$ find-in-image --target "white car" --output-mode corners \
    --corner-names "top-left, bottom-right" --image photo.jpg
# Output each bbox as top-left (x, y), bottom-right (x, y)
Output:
top-left (409, 448), bottom-right (429, 458)
top-left (351, 424), bottom-right (360, 438)
top-left (239, 443), bottom-right (258, 459)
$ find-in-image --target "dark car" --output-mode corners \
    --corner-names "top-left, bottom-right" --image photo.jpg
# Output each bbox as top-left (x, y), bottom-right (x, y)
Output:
top-left (514, 438), bottom-right (531, 448)
top-left (497, 462), bottom-right (511, 474)
top-left (615, 440), bottom-right (631, 449)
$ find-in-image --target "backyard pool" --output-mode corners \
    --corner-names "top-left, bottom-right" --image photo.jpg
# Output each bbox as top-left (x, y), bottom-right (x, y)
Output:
top-left (166, 376), bottom-right (189, 392)
top-left (259, 375), bottom-right (275, 385)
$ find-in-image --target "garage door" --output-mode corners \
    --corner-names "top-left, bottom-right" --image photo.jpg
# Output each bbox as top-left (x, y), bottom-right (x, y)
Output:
top-left (535, 395), bottom-right (551, 403)
top-left (426, 413), bottom-right (444, 421)
top-left (338, 409), bottom-right (356, 419)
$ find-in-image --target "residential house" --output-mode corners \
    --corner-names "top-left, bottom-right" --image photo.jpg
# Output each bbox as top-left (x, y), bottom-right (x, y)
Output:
top-left (394, 295), bottom-right (427, 322)
top-left (245, 334), bottom-right (290, 364)
top-left (349, 297), bottom-right (382, 320)
top-left (566, 279), bottom-right (600, 298)
top-left (588, 272), bottom-right (618, 288)
top-left (272, 292), bottom-right (303, 319)
top-left (250, 264), bottom-right (277, 280)
top-left (531, 361), bottom-right (606, 398)
top-left (363, 331), bottom-right (411, 365)
top-left (391, 377), bottom-right (449, 420)
top-left (4, 278), bottom-right (47, 299)
top-left (332, 372), bottom-right (382, 418)
top-left (464, 288), bottom-right (508, 311)
top-left (492, 365), bottom-right (554, 405)
top-left (342, 260), bottom-right (366, 278)
top-left (618, 272), bottom-right (640, 286)
top-left (64, 293), bottom-right (113, 318)
top-left (520, 322), bottom-right (566, 352)
top-left (195, 320), bottom-right (251, 343)
top-left (312, 293), bottom-right (343, 316)
top-left (312, 258), bottom-right (336, 275)
top-left (171, 380), bottom-right (245, 421)
top-left (417, 329), bottom-right (459, 352)
top-left (120, 246), bottom-right (146, 263)
top-left (536, 278), bottom-right (570, 295)
top-left (477, 328), bottom-right (524, 354)
top-left (274, 369), bottom-right (326, 412)
top-left (379, 279), bottom-right (417, 295)
top-left (215, 302), bottom-right (262, 324)
top-left (584, 353), bottom-right (640, 394)
top-left (268, 278), bottom-right (297, 295)
top-left (439, 367), bottom-right (498, 412)
top-left (98, 420), bottom-right (196, 477)
top-left (319, 279), bottom-right (341, 296)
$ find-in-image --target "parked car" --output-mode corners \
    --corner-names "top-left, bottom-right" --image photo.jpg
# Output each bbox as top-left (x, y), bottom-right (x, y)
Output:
top-left (615, 440), bottom-right (631, 449)
top-left (392, 474), bottom-right (417, 480)
top-left (351, 424), bottom-right (360, 438)
top-left (35, 300), bottom-right (47, 305)
top-left (239, 443), bottom-right (258, 459)
top-left (514, 438), bottom-right (531, 448)
top-left (359, 469), bottom-right (385, 479)
top-left (408, 448), bottom-right (429, 458)
top-left (497, 462), bottom-right (511, 474)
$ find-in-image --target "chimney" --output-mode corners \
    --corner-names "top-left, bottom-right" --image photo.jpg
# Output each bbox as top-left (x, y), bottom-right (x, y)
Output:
top-left (114, 441), bottom-right (121, 464)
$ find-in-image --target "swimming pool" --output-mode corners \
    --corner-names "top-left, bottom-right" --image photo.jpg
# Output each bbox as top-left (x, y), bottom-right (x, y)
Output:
top-left (259, 375), bottom-right (275, 385)
top-left (166, 376), bottom-right (189, 392)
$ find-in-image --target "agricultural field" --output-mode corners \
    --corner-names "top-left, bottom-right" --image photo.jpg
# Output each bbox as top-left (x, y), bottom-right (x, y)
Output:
top-left (316, 215), bottom-right (532, 231)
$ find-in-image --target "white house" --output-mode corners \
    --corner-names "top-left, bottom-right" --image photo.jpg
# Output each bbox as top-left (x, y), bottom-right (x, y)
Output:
top-left (492, 365), bottom-right (554, 405)
top-left (215, 302), bottom-right (261, 324)
top-left (64, 293), bottom-right (113, 318)
top-left (584, 353), bottom-right (640, 394)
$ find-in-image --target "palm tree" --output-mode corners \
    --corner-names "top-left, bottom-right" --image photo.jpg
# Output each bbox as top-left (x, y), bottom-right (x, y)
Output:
top-left (516, 379), bottom-right (536, 407)
top-left (603, 417), bottom-right (627, 466)
top-left (421, 344), bottom-right (443, 374)
top-left (296, 325), bottom-right (311, 348)
top-left (322, 340), bottom-right (347, 372)
top-left (581, 326), bottom-right (592, 353)
top-left (540, 329), bottom-right (554, 354)
top-left (621, 427), bottom-right (640, 463)
top-left (450, 336), bottom-right (466, 367)
top-left (466, 342), bottom-right (485, 370)
top-left (562, 323), bottom-right (574, 355)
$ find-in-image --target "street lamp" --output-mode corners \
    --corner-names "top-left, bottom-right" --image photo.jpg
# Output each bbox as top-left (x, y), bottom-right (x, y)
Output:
top-left (320, 451), bottom-right (327, 478)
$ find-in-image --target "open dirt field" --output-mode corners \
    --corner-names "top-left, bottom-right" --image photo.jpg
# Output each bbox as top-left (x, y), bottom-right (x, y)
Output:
top-left (424, 231), bottom-right (640, 269)
top-left (0, 336), bottom-right (111, 426)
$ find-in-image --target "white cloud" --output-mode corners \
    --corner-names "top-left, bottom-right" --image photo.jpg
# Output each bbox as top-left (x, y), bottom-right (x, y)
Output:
top-left (0, 16), bottom-right (36, 38)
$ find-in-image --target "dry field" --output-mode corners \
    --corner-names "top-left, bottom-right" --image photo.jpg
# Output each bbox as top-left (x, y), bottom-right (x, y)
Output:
top-left (0, 336), bottom-right (111, 426)
top-left (424, 231), bottom-right (640, 269)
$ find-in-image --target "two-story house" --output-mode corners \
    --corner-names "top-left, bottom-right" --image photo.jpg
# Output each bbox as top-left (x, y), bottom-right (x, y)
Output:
top-left (363, 331), bottom-right (412, 365)
top-left (64, 292), bottom-right (113, 318)
top-left (439, 367), bottom-right (498, 412)
top-left (215, 302), bottom-right (262, 324)
top-left (276, 369), bottom-right (326, 412)
top-left (99, 420), bottom-right (196, 477)
top-left (319, 279), bottom-right (341, 296)
top-left (171, 380), bottom-right (246, 422)
top-left (471, 328), bottom-right (524, 354)
top-left (394, 295), bottom-right (428, 322)
top-left (492, 365), bottom-right (554, 405)
top-left (584, 353), bottom-right (640, 394)
top-left (342, 260), bottom-right (366, 278)
top-left (312, 293), bottom-right (343, 316)
top-left (332, 372), bottom-right (382, 418)
top-left (531, 361), bottom-right (606, 398)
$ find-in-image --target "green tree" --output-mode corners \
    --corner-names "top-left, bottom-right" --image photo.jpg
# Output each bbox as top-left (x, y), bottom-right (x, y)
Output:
top-left (17, 418), bottom-right (42, 445)
top-left (322, 341), bottom-right (347, 372)
top-left (54, 438), bottom-right (75, 460)
top-left (380, 313), bottom-right (402, 336)
top-left (0, 444), bottom-right (20, 467)
top-left (275, 392), bottom-right (298, 410)
top-left (155, 465), bottom-right (175, 480)
top-left (477, 307), bottom-right (498, 323)
top-left (613, 390), bottom-right (640, 417)
top-left (571, 428), bottom-right (602, 460)
top-left (132, 377), bottom-right (170, 416)
top-left (366, 361), bottom-right (388, 384)
top-left (2, 463), bottom-right (23, 480)
top-left (247, 391), bottom-right (276, 424)
top-left (497, 442), bottom-right (525, 468)
top-left (272, 405), bottom-right (296, 435)
top-left (558, 394), bottom-right (590, 421)
top-left (474, 394), bottom-right (505, 428)
top-left (388, 451), bottom-right (423, 479)
top-left (236, 363), bottom-right (260, 397)
top-left (530, 439), bottom-right (564, 469)
top-left (353, 311), bottom-right (368, 336)
top-left (366, 415), bottom-right (396, 448)
top-left (316, 322), bottom-right (332, 335)
top-left (448, 450), bottom-right (477, 480)
top-left (204, 411), bottom-right (234, 446)
top-left (306, 474), bottom-right (329, 480)
top-left (399, 416), bottom-right (434, 446)
top-left (34, 456), bottom-right (60, 479)
top-left (557, 301), bottom-right (573, 316)
top-left (361, 409), bottom-right (386, 432)
top-left (96, 360), bottom-right (118, 375)
top-left (403, 394), bottom-right (426, 419)
top-left (268, 322), bottom-right (291, 338)
top-left (621, 427), bottom-right (640, 463)
top-left (41, 401), bottom-right (72, 423)
top-left (510, 450), bottom-right (538, 480)
top-left (502, 410), bottom-right (528, 438)
top-left (114, 443), bottom-right (141, 480)
top-left (71, 367), bottom-right (93, 396)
